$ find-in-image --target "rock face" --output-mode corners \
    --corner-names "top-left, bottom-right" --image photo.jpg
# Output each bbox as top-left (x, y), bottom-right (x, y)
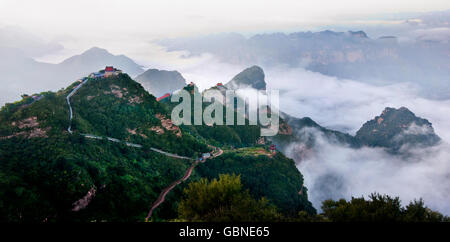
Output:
top-left (355, 107), bottom-right (440, 151)
top-left (270, 112), bottom-right (360, 163)
top-left (272, 107), bottom-right (441, 162)
top-left (135, 69), bottom-right (186, 97)
top-left (225, 65), bottom-right (266, 90)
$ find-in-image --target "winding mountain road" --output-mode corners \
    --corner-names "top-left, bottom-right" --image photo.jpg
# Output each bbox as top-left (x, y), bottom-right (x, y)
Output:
top-left (65, 75), bottom-right (223, 220)
top-left (67, 78), bottom-right (88, 134)
top-left (65, 77), bottom-right (194, 160)
top-left (145, 146), bottom-right (223, 222)
top-left (144, 163), bottom-right (196, 222)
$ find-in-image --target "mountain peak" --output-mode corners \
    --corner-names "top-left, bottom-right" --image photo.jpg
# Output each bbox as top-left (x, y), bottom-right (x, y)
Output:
top-left (81, 47), bottom-right (111, 56)
top-left (58, 47), bottom-right (144, 77)
top-left (135, 68), bottom-right (186, 96)
top-left (348, 30), bottom-right (368, 38)
top-left (356, 107), bottom-right (440, 151)
top-left (225, 65), bottom-right (266, 90)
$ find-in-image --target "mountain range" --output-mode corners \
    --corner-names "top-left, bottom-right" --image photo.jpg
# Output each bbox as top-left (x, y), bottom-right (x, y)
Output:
top-left (0, 59), bottom-right (442, 221)
top-left (0, 69), bottom-right (315, 221)
top-left (215, 66), bottom-right (442, 157)
top-left (0, 47), bottom-right (144, 106)
top-left (159, 29), bottom-right (450, 99)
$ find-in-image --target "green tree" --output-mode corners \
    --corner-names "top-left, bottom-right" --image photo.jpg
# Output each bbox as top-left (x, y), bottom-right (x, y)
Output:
top-left (321, 193), bottom-right (449, 222)
top-left (178, 174), bottom-right (282, 222)
top-left (404, 199), bottom-right (447, 222)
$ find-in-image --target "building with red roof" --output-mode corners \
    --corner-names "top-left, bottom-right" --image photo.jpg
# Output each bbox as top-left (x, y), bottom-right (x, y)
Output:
top-left (156, 93), bottom-right (171, 102)
top-left (105, 66), bottom-right (114, 72)
top-left (269, 144), bottom-right (276, 154)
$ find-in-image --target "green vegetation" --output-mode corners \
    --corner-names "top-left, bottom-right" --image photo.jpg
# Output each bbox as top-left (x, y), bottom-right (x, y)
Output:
top-left (196, 152), bottom-right (315, 216)
top-left (178, 174), bottom-right (282, 222)
top-left (166, 84), bottom-right (261, 148)
top-left (321, 193), bottom-right (449, 222)
top-left (71, 74), bottom-right (209, 157)
top-left (0, 74), bottom-right (208, 222)
top-left (0, 74), bottom-right (314, 222)
top-left (1, 72), bottom-right (444, 222)
top-left (0, 134), bottom-right (192, 222)
top-left (355, 107), bottom-right (440, 151)
top-left (234, 147), bottom-right (272, 156)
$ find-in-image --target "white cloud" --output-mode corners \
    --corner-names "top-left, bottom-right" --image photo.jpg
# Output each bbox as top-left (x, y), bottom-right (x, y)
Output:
top-left (174, 61), bottom-right (450, 215)
top-left (292, 128), bottom-right (450, 214)
top-left (264, 67), bottom-right (450, 142)
top-left (1, 1), bottom-right (449, 53)
top-left (413, 27), bottom-right (450, 42)
top-left (403, 123), bottom-right (435, 136)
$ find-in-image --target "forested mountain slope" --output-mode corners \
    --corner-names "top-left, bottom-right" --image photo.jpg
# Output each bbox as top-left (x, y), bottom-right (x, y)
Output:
top-left (0, 72), bottom-right (314, 221)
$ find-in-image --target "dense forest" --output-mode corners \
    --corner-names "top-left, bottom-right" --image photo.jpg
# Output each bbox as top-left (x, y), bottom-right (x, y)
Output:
top-left (0, 73), bottom-right (447, 222)
top-left (0, 73), bottom-right (311, 222)
top-left (176, 175), bottom-right (448, 222)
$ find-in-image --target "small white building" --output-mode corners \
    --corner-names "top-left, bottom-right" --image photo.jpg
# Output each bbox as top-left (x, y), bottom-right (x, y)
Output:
top-left (202, 153), bottom-right (211, 159)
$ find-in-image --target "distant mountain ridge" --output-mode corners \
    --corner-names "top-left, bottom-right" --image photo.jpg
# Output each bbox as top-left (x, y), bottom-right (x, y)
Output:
top-left (273, 106), bottom-right (441, 162)
top-left (135, 69), bottom-right (186, 97)
top-left (209, 66), bottom-right (442, 156)
top-left (0, 70), bottom-right (315, 221)
top-left (159, 29), bottom-right (450, 99)
top-left (60, 47), bottom-right (144, 77)
top-left (0, 47), bottom-right (144, 107)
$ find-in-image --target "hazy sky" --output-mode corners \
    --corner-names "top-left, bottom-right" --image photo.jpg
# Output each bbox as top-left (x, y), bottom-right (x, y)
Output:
top-left (1, 0), bottom-right (450, 213)
top-left (0, 0), bottom-right (449, 63)
top-left (1, 0), bottom-right (449, 40)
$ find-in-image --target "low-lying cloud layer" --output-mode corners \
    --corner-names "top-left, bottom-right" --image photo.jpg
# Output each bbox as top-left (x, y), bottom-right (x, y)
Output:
top-left (285, 128), bottom-right (450, 214)
top-left (260, 67), bottom-right (450, 214)
top-left (265, 67), bottom-right (450, 142)
top-left (1, 20), bottom-right (449, 215)
top-left (175, 59), bottom-right (450, 214)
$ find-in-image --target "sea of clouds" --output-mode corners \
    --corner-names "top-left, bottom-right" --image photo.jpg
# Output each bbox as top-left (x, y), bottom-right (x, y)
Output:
top-left (263, 67), bottom-right (450, 214)
top-left (173, 58), bottom-right (450, 214)
top-left (2, 23), bottom-right (449, 214)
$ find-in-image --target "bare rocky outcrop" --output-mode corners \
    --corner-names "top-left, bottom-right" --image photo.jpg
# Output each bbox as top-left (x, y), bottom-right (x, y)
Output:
top-left (1, 117), bottom-right (49, 139)
top-left (15, 116), bottom-right (39, 129)
top-left (110, 84), bottom-right (127, 98)
top-left (128, 94), bottom-right (143, 104)
top-left (150, 126), bottom-right (165, 135)
top-left (155, 114), bottom-right (182, 137)
top-left (28, 128), bottom-right (50, 138)
top-left (278, 121), bottom-right (293, 135)
top-left (107, 84), bottom-right (144, 105)
top-left (86, 95), bottom-right (98, 101)
top-left (72, 186), bottom-right (97, 212)
top-left (256, 137), bottom-right (266, 145)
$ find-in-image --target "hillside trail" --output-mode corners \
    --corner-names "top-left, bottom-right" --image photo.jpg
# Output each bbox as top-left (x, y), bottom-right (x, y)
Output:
top-left (145, 146), bottom-right (223, 222)
top-left (65, 77), bottom-right (194, 160)
top-left (65, 75), bottom-right (223, 220)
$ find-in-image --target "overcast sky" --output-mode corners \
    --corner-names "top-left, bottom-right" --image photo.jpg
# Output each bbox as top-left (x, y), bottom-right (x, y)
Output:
top-left (1, 0), bottom-right (449, 63)
top-left (1, 0), bottom-right (449, 39)
top-left (2, 1), bottom-right (450, 212)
